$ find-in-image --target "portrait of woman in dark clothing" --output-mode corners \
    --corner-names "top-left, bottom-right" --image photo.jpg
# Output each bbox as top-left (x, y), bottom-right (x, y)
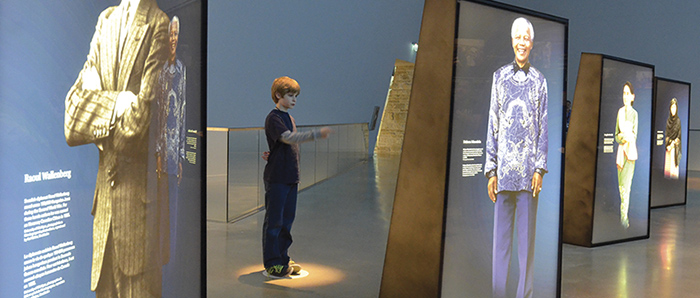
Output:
top-left (664, 98), bottom-right (681, 179)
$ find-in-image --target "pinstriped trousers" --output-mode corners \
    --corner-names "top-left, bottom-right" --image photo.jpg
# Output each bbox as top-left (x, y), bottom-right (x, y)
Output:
top-left (95, 228), bottom-right (162, 298)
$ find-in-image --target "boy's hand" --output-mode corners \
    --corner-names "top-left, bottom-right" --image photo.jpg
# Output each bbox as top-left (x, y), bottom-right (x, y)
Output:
top-left (319, 127), bottom-right (333, 139)
top-left (262, 151), bottom-right (270, 161)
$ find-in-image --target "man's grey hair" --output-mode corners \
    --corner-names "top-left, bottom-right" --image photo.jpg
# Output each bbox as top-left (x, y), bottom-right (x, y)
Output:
top-left (171, 15), bottom-right (180, 33)
top-left (511, 17), bottom-right (534, 41)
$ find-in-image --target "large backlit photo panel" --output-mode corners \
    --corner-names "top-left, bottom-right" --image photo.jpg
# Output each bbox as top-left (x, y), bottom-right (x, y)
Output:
top-left (591, 57), bottom-right (653, 245)
top-left (0, 1), bottom-right (205, 297)
top-left (650, 78), bottom-right (690, 208)
top-left (441, 1), bottom-right (567, 297)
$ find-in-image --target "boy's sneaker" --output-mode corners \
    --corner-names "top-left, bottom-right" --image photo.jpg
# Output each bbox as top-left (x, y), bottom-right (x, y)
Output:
top-left (289, 260), bottom-right (302, 275)
top-left (266, 265), bottom-right (293, 278)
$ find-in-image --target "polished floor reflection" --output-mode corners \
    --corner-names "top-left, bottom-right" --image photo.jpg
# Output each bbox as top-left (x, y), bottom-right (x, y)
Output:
top-left (206, 155), bottom-right (399, 298)
top-left (207, 155), bottom-right (700, 297)
top-left (561, 172), bottom-right (700, 298)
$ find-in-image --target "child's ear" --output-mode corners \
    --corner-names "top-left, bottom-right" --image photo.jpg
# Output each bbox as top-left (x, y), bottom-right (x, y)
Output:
top-left (275, 92), bottom-right (283, 100)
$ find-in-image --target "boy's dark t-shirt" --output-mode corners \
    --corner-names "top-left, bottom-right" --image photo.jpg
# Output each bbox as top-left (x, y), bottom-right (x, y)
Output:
top-left (264, 109), bottom-right (300, 184)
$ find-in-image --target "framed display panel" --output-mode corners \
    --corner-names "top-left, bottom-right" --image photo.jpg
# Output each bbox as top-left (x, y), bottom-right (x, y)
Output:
top-left (650, 78), bottom-right (690, 208)
top-left (0, 1), bottom-right (206, 297)
top-left (563, 53), bottom-right (653, 247)
top-left (380, 0), bottom-right (456, 296)
top-left (379, 1), bottom-right (568, 296)
top-left (440, 1), bottom-right (567, 297)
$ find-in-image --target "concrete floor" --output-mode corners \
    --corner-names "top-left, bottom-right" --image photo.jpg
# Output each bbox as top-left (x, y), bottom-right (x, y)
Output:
top-left (206, 156), bottom-right (399, 298)
top-left (206, 155), bottom-right (700, 297)
top-left (561, 174), bottom-right (700, 297)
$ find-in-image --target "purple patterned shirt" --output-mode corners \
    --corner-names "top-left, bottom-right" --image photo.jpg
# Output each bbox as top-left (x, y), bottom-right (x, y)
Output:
top-left (484, 61), bottom-right (548, 192)
top-left (156, 58), bottom-right (186, 176)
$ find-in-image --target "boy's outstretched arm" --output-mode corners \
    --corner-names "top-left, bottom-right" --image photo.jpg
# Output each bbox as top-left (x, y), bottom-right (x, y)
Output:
top-left (280, 127), bottom-right (333, 144)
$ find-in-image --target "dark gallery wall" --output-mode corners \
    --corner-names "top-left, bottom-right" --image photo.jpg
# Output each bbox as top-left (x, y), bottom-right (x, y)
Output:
top-left (207, 0), bottom-right (425, 152)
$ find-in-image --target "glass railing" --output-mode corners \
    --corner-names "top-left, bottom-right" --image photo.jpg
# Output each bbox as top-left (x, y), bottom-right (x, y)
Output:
top-left (207, 123), bottom-right (369, 222)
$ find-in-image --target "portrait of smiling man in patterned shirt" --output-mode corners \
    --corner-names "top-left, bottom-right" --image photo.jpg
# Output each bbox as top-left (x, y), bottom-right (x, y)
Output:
top-left (484, 16), bottom-right (548, 298)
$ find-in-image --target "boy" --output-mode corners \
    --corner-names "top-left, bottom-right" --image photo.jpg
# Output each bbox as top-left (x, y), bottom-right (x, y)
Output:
top-left (263, 76), bottom-right (332, 278)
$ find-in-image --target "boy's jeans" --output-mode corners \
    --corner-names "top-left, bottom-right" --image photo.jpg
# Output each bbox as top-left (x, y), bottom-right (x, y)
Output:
top-left (262, 182), bottom-right (298, 268)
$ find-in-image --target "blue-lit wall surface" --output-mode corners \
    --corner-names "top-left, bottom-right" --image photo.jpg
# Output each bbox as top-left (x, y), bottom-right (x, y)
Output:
top-left (207, 1), bottom-right (425, 153)
top-left (208, 0), bottom-right (700, 159)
